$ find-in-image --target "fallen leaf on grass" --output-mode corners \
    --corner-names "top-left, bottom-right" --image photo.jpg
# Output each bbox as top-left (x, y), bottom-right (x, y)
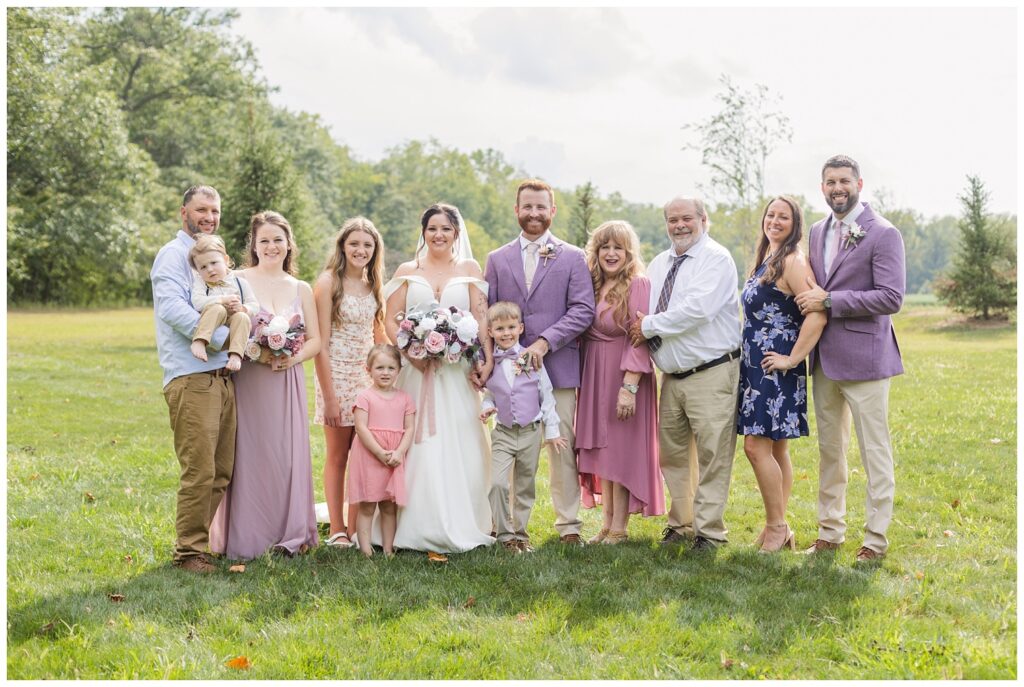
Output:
top-left (950, 499), bottom-right (961, 510)
top-left (228, 564), bottom-right (246, 573)
top-left (515, 613), bottom-right (530, 623)
top-left (39, 622), bottom-right (56, 635)
top-left (463, 596), bottom-right (476, 608)
top-left (123, 555), bottom-right (133, 564)
top-left (225, 656), bottom-right (252, 670)
top-left (108, 593), bottom-right (125, 603)
top-left (84, 492), bottom-right (96, 502)
top-left (29, 473), bottom-right (40, 481)
top-left (989, 438), bottom-right (1002, 444)
top-left (124, 487), bottom-right (134, 496)
top-left (943, 530), bottom-right (956, 538)
top-left (720, 651), bottom-right (735, 669)
top-left (106, 619), bottom-right (116, 627)
top-left (914, 571), bottom-right (925, 580)
top-left (427, 552), bottom-right (448, 563)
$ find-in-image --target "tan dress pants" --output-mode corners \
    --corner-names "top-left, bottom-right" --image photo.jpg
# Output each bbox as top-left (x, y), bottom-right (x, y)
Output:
top-left (811, 367), bottom-right (895, 554)
top-left (549, 388), bottom-right (582, 536)
top-left (489, 422), bottom-right (543, 542)
top-left (193, 304), bottom-right (252, 358)
top-left (658, 360), bottom-right (739, 542)
top-left (163, 372), bottom-right (236, 562)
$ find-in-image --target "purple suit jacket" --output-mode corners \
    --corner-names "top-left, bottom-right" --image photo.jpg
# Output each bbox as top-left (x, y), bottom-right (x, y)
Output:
top-left (484, 235), bottom-right (595, 389)
top-left (808, 202), bottom-right (905, 381)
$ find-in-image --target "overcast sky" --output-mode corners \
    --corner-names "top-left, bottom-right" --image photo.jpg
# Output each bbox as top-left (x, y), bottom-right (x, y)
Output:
top-left (231, 6), bottom-right (1018, 218)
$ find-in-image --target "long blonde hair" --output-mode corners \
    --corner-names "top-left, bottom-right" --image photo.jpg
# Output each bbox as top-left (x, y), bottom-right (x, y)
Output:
top-left (585, 220), bottom-right (645, 330)
top-left (322, 217), bottom-right (385, 331)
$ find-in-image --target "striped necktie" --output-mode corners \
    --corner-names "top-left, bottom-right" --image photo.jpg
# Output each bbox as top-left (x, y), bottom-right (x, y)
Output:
top-left (647, 253), bottom-right (689, 353)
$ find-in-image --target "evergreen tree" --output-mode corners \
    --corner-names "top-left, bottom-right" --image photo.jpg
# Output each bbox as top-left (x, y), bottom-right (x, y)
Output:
top-left (935, 175), bottom-right (1016, 319)
top-left (569, 181), bottom-right (598, 249)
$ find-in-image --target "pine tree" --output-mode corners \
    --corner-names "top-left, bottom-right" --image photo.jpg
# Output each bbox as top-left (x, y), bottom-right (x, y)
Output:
top-left (935, 175), bottom-right (1016, 319)
top-left (569, 181), bottom-right (598, 249)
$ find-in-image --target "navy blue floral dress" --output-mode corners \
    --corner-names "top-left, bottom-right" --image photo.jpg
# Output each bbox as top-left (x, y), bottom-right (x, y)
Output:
top-left (737, 262), bottom-right (808, 439)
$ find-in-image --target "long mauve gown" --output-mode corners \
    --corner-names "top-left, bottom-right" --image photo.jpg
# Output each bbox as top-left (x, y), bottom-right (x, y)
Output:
top-left (576, 276), bottom-right (665, 516)
top-left (210, 294), bottom-right (319, 560)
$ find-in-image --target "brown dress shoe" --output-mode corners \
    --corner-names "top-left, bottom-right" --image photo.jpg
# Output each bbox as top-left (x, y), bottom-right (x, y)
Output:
top-left (517, 540), bottom-right (534, 553)
top-left (559, 533), bottom-right (585, 546)
top-left (855, 546), bottom-right (884, 562)
top-left (803, 538), bottom-right (842, 554)
top-left (175, 556), bottom-right (215, 574)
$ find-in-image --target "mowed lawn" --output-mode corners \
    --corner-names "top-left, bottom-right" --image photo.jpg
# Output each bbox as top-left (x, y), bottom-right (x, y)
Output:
top-left (5, 304), bottom-right (1016, 679)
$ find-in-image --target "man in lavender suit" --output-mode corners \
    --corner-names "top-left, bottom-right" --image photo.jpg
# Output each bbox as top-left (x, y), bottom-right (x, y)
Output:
top-left (795, 155), bottom-right (905, 563)
top-left (481, 179), bottom-right (596, 545)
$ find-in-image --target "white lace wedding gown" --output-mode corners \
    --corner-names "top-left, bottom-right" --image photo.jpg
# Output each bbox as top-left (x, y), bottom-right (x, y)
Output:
top-left (380, 275), bottom-right (495, 553)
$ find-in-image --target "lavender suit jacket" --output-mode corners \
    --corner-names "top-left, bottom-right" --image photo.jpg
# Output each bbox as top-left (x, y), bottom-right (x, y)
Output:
top-left (484, 236), bottom-right (595, 389)
top-left (809, 202), bottom-right (905, 382)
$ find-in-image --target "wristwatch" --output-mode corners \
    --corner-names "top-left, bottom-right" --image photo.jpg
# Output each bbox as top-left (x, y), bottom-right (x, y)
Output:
top-left (621, 382), bottom-right (639, 394)
top-left (823, 292), bottom-right (832, 310)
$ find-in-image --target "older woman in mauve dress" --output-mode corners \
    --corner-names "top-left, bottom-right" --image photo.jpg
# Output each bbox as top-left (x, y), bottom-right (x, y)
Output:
top-left (576, 220), bottom-right (665, 544)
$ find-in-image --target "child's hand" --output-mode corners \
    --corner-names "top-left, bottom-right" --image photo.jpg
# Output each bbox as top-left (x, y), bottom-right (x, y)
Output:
top-left (479, 408), bottom-right (497, 422)
top-left (388, 450), bottom-right (404, 467)
top-left (377, 450), bottom-right (394, 466)
top-left (546, 436), bottom-right (569, 455)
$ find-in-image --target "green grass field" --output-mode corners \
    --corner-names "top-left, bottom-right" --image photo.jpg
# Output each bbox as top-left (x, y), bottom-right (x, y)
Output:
top-left (5, 304), bottom-right (1016, 678)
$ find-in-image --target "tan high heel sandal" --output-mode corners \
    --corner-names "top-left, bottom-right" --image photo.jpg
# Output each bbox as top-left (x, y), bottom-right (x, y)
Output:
top-left (759, 523), bottom-right (796, 553)
top-left (588, 528), bottom-right (610, 545)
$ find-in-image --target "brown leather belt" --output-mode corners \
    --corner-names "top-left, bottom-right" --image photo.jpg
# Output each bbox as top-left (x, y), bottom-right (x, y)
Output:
top-left (201, 368), bottom-right (233, 378)
top-left (668, 348), bottom-right (741, 380)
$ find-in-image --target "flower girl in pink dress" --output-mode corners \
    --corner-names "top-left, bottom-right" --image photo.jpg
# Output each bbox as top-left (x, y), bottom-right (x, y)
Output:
top-left (350, 344), bottom-right (416, 557)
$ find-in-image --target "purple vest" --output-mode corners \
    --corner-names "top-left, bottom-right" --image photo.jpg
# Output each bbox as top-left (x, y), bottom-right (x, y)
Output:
top-left (486, 359), bottom-right (542, 428)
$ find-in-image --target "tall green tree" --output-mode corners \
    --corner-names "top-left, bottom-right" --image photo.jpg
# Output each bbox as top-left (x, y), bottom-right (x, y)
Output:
top-left (683, 74), bottom-right (792, 208)
top-left (7, 7), bottom-right (159, 304)
top-left (935, 175), bottom-right (1016, 319)
top-left (568, 181), bottom-right (597, 249)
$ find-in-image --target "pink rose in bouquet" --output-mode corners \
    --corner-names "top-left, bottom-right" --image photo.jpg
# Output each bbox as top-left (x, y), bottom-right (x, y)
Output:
top-left (423, 330), bottom-right (446, 355)
top-left (407, 341), bottom-right (428, 360)
top-left (267, 332), bottom-right (287, 351)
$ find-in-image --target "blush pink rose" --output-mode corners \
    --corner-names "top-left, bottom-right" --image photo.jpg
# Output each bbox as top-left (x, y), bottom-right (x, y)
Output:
top-left (267, 332), bottom-right (287, 350)
top-left (424, 330), bottom-right (446, 355)
top-left (400, 319), bottom-right (414, 331)
top-left (407, 342), bottom-right (427, 360)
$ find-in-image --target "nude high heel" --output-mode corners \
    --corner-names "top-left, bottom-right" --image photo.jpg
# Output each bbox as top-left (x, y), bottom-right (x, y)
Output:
top-left (588, 528), bottom-right (610, 545)
top-left (759, 523), bottom-right (796, 553)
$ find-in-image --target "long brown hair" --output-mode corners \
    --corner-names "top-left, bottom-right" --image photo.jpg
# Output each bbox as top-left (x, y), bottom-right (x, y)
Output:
top-left (245, 210), bottom-right (298, 275)
top-left (751, 196), bottom-right (804, 285)
top-left (585, 220), bottom-right (645, 330)
top-left (322, 217), bottom-right (385, 331)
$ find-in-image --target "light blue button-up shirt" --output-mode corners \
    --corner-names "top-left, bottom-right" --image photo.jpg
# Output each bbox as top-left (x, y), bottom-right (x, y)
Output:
top-left (151, 230), bottom-right (230, 389)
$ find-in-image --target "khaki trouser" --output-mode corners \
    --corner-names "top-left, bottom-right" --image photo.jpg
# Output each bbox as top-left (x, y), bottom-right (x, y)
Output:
top-left (811, 367), bottom-right (895, 554)
top-left (193, 304), bottom-right (251, 358)
top-left (549, 388), bottom-right (582, 536)
top-left (489, 421), bottom-right (543, 542)
top-left (163, 372), bottom-right (236, 562)
top-left (658, 360), bottom-right (739, 542)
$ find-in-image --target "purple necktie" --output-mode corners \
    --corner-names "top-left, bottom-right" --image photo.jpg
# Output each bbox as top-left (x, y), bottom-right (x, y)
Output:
top-left (647, 253), bottom-right (689, 353)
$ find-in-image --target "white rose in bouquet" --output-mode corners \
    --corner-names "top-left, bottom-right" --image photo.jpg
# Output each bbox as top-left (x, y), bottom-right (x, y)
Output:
top-left (455, 315), bottom-right (479, 343)
top-left (265, 316), bottom-right (290, 336)
top-left (420, 316), bottom-right (437, 332)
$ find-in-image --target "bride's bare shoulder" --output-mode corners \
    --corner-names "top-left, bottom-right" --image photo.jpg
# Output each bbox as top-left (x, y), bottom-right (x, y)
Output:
top-left (392, 261), bottom-right (419, 278)
top-left (456, 258), bottom-right (482, 278)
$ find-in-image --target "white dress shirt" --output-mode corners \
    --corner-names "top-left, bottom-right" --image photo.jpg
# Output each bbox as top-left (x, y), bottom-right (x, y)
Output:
top-left (641, 232), bottom-right (742, 373)
top-left (824, 201), bottom-right (866, 271)
top-left (519, 230), bottom-right (553, 269)
top-left (481, 345), bottom-right (561, 440)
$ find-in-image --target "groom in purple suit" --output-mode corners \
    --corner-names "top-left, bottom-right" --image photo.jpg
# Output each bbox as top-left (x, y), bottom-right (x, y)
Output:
top-left (795, 155), bottom-right (905, 563)
top-left (481, 179), bottom-right (596, 545)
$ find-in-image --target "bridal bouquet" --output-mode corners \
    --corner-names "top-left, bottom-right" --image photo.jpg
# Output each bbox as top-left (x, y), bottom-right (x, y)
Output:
top-left (394, 303), bottom-right (483, 365)
top-left (245, 311), bottom-right (305, 363)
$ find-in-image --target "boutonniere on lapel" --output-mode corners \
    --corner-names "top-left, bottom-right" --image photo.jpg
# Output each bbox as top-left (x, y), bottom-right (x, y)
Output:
top-left (538, 243), bottom-right (558, 266)
top-left (841, 223), bottom-right (866, 250)
top-left (512, 351), bottom-right (533, 377)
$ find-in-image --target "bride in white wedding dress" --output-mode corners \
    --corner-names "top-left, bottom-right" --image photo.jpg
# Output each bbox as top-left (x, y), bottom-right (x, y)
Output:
top-left (381, 203), bottom-right (495, 553)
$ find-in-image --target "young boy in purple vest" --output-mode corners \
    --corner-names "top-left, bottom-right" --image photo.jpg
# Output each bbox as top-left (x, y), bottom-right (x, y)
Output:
top-left (480, 302), bottom-right (568, 553)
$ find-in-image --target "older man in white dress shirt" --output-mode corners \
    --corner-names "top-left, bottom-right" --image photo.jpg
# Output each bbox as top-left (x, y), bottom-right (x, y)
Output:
top-left (629, 197), bottom-right (742, 550)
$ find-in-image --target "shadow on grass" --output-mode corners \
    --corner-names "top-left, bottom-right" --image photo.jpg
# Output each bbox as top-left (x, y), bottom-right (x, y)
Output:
top-left (8, 533), bottom-right (877, 656)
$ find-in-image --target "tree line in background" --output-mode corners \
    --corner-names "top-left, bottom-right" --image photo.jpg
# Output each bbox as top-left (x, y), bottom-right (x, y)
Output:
top-left (7, 8), bottom-right (1016, 317)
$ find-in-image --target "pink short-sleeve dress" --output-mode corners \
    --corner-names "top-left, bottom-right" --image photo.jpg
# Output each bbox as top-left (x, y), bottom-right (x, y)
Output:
top-left (347, 388), bottom-right (415, 505)
top-left (576, 276), bottom-right (666, 516)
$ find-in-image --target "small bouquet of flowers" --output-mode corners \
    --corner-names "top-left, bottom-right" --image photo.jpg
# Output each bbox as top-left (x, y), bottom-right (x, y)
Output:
top-left (394, 302), bottom-right (483, 365)
top-left (245, 311), bottom-right (305, 364)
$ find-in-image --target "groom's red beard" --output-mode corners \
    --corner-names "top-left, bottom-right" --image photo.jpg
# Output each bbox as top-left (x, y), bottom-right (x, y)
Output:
top-left (518, 216), bottom-right (552, 233)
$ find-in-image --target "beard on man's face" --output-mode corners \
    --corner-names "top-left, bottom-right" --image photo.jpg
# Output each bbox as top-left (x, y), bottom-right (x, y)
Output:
top-left (826, 189), bottom-right (859, 215)
top-left (518, 215), bottom-right (551, 233)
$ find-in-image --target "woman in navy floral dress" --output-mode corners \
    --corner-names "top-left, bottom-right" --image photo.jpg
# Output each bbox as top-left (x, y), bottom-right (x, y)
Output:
top-left (738, 197), bottom-right (826, 552)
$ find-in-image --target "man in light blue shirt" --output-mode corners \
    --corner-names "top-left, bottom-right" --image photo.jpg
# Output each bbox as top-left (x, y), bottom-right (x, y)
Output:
top-left (151, 184), bottom-right (239, 573)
